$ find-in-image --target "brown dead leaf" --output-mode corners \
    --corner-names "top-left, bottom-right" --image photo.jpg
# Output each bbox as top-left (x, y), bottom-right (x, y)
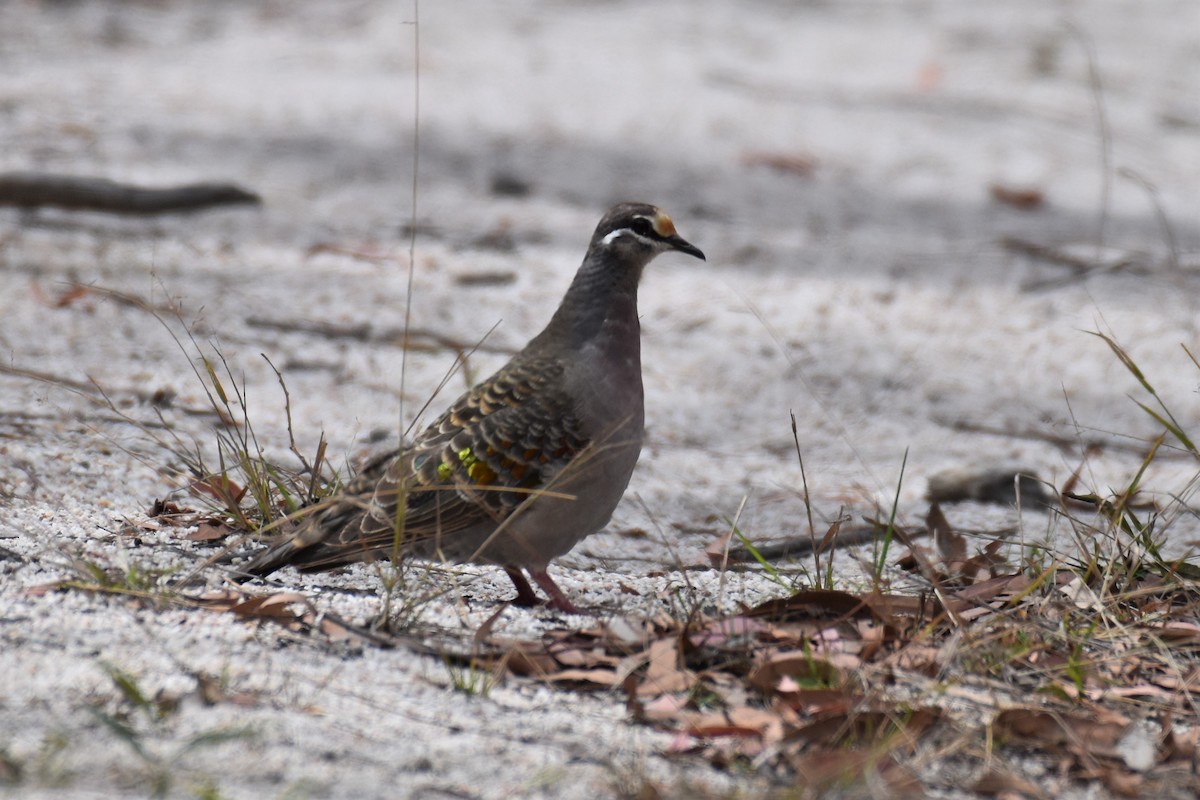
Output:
top-left (689, 705), bottom-right (783, 744)
top-left (953, 573), bottom-right (1029, 606)
top-left (22, 581), bottom-right (68, 597)
top-left (990, 183), bottom-right (1046, 210)
top-left (1097, 684), bottom-right (1184, 704)
top-left (546, 668), bottom-right (623, 687)
top-left (196, 673), bottom-right (260, 707)
top-left (1150, 666), bottom-right (1200, 692)
top-left (994, 708), bottom-right (1130, 761)
top-left (688, 615), bottom-right (767, 649)
top-left (685, 718), bottom-right (762, 741)
top-left (185, 521), bottom-right (231, 542)
top-left (147, 498), bottom-right (189, 519)
top-left (859, 591), bottom-right (931, 620)
top-left (472, 604), bottom-right (508, 649)
top-left (314, 614), bottom-right (354, 642)
top-left (1161, 713), bottom-right (1199, 761)
top-left (33, 281), bottom-right (95, 309)
top-left (775, 688), bottom-right (857, 716)
top-left (639, 637), bottom-right (697, 695)
top-left (741, 150), bottom-right (818, 177)
top-left (885, 644), bottom-right (941, 675)
top-left (972, 765), bottom-right (1046, 797)
top-left (192, 475), bottom-right (247, 504)
top-left (928, 503), bottom-right (966, 562)
top-left (704, 526), bottom-right (734, 566)
top-left (747, 653), bottom-right (840, 694)
top-left (553, 646), bottom-right (620, 669)
top-left (791, 708), bottom-right (940, 750)
top-left (787, 749), bottom-right (922, 798)
top-left (305, 241), bottom-right (400, 264)
top-left (896, 543), bottom-right (945, 583)
top-left (190, 588), bottom-right (245, 611)
top-left (748, 589), bottom-right (875, 622)
top-left (503, 645), bottom-right (559, 677)
top-left (229, 592), bottom-right (309, 620)
top-left (1099, 765), bottom-right (1143, 797)
top-left (641, 692), bottom-right (690, 716)
top-left (1150, 621), bottom-right (1200, 642)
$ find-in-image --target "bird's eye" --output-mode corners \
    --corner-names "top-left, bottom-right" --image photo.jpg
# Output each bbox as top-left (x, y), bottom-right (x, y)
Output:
top-left (630, 217), bottom-right (654, 237)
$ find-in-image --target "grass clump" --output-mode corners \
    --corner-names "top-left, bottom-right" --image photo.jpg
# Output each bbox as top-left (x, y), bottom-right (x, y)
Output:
top-left (89, 662), bottom-right (254, 799)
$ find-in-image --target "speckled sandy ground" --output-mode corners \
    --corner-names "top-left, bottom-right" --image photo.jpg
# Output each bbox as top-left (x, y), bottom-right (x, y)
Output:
top-left (2, 1), bottom-right (1198, 797)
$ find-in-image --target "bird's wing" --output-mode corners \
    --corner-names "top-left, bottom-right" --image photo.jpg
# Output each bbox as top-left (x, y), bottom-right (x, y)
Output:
top-left (244, 356), bottom-right (590, 573)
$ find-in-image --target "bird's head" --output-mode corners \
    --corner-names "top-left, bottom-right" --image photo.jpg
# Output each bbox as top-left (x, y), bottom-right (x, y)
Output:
top-left (590, 203), bottom-right (705, 266)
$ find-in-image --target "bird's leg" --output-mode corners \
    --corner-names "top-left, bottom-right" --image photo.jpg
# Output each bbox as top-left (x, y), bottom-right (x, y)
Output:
top-left (529, 569), bottom-right (581, 614)
top-left (504, 565), bottom-right (542, 607)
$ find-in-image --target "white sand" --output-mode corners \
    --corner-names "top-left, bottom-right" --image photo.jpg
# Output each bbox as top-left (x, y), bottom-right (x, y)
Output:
top-left (2, 1), bottom-right (1197, 797)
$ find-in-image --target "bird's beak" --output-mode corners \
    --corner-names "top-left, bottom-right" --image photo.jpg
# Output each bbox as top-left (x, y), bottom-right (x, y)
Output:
top-left (650, 211), bottom-right (705, 261)
top-left (665, 235), bottom-right (705, 261)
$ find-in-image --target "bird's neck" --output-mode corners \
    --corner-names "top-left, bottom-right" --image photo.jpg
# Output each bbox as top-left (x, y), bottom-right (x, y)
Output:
top-left (536, 254), bottom-right (644, 354)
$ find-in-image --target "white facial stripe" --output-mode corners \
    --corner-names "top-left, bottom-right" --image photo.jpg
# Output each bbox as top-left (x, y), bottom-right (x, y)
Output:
top-left (601, 227), bottom-right (655, 246)
top-left (600, 229), bottom-right (625, 246)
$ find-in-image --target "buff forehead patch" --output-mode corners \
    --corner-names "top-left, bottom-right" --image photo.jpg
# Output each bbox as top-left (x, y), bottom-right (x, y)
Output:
top-left (651, 212), bottom-right (677, 238)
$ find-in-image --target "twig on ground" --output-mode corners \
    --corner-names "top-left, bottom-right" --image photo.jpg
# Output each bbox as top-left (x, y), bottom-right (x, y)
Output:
top-left (246, 317), bottom-right (518, 355)
top-left (934, 415), bottom-right (1195, 459)
top-left (1004, 236), bottom-right (1200, 291)
top-left (0, 172), bottom-right (260, 214)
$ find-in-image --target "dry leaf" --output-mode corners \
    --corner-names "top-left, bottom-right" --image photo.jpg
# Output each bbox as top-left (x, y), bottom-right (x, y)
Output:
top-left (191, 589), bottom-right (245, 611)
top-left (638, 637), bottom-right (696, 695)
top-left (990, 183), bottom-right (1046, 210)
top-left (972, 765), bottom-right (1046, 797)
top-left (546, 668), bottom-right (622, 687)
top-left (689, 615), bottom-right (767, 649)
top-left (704, 526), bottom-right (734, 566)
top-left (503, 646), bottom-right (558, 677)
top-left (928, 503), bottom-right (966, 562)
top-left (740, 150), bottom-right (817, 176)
top-left (690, 706), bottom-right (782, 743)
top-left (554, 647), bottom-right (619, 669)
top-left (787, 749), bottom-right (921, 797)
top-left (749, 589), bottom-right (874, 622)
top-left (994, 708), bottom-right (1130, 762)
top-left (22, 581), bottom-right (68, 597)
top-left (229, 592), bottom-right (309, 620)
top-left (747, 653), bottom-right (840, 694)
top-left (192, 475), bottom-right (247, 504)
top-left (1099, 765), bottom-right (1143, 797)
top-left (147, 498), bottom-right (188, 519)
top-left (185, 522), bottom-right (231, 542)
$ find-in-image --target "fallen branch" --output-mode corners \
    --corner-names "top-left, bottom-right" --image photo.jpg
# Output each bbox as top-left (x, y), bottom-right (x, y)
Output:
top-left (726, 521), bottom-right (926, 562)
top-left (0, 172), bottom-right (260, 214)
top-left (935, 415), bottom-right (1194, 459)
top-left (1003, 236), bottom-right (1200, 290)
top-left (246, 317), bottom-right (518, 355)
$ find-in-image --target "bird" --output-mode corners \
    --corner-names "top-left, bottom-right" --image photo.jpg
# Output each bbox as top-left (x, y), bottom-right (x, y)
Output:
top-left (241, 203), bottom-right (705, 613)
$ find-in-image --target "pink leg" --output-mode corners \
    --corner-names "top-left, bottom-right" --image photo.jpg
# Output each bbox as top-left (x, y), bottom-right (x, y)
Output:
top-left (529, 569), bottom-right (582, 614)
top-left (504, 566), bottom-right (542, 607)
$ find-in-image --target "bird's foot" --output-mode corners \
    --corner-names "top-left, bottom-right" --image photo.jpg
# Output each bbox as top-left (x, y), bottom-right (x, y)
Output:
top-left (503, 566), bottom-right (583, 614)
top-left (504, 566), bottom-right (543, 607)
top-left (529, 569), bottom-right (583, 615)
